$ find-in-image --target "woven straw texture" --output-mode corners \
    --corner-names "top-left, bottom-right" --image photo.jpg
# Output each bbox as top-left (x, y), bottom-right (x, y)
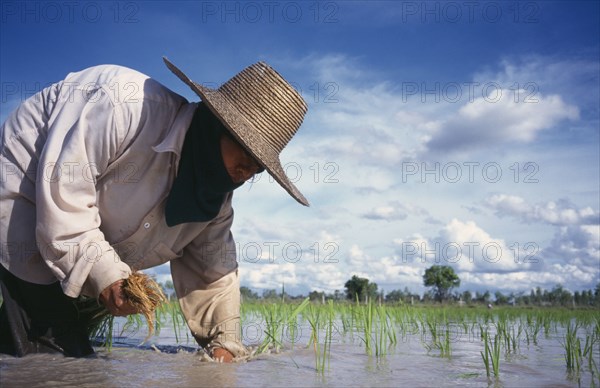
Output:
top-left (163, 57), bottom-right (309, 206)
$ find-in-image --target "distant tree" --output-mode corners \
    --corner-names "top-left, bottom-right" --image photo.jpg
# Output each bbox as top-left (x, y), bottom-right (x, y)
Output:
top-left (461, 290), bottom-right (472, 304)
top-left (514, 291), bottom-right (529, 305)
top-left (534, 287), bottom-right (543, 304)
top-left (240, 286), bottom-right (259, 301)
top-left (423, 265), bottom-right (460, 302)
top-left (344, 275), bottom-right (378, 302)
top-left (549, 284), bottom-right (572, 306)
top-left (494, 291), bottom-right (509, 305)
top-left (529, 289), bottom-right (536, 304)
top-left (386, 289), bottom-right (404, 303)
top-left (333, 290), bottom-right (343, 301)
top-left (308, 290), bottom-right (325, 302)
top-left (262, 289), bottom-right (278, 300)
top-left (475, 290), bottom-right (491, 304)
top-left (422, 289), bottom-right (436, 303)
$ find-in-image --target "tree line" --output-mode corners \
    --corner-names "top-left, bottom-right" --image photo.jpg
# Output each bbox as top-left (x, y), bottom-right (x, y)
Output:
top-left (237, 265), bottom-right (600, 307)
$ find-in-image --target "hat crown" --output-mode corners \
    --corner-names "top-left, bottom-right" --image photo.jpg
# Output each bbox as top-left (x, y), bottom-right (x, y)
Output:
top-left (163, 56), bottom-right (310, 206)
top-left (218, 62), bottom-right (307, 153)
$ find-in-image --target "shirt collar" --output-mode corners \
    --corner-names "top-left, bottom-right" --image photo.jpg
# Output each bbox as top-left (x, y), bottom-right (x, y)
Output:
top-left (152, 102), bottom-right (198, 164)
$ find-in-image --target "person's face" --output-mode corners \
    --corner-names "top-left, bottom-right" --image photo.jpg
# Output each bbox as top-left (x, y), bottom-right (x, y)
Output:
top-left (220, 133), bottom-right (263, 183)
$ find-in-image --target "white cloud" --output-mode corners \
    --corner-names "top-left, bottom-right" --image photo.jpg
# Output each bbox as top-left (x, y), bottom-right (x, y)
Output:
top-left (425, 89), bottom-right (579, 152)
top-left (486, 194), bottom-right (599, 226)
top-left (543, 224), bottom-right (600, 270)
top-left (473, 56), bottom-right (599, 117)
top-left (362, 203), bottom-right (407, 221)
top-left (394, 220), bottom-right (528, 278)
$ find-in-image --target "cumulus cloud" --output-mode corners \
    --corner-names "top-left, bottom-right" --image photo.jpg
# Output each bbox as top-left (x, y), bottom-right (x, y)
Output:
top-left (472, 56), bottom-right (599, 119)
top-left (425, 90), bottom-right (579, 152)
top-left (384, 216), bottom-right (598, 294)
top-left (346, 244), bottom-right (427, 292)
top-left (481, 194), bottom-right (599, 289)
top-left (486, 194), bottom-right (599, 226)
top-left (363, 205), bottom-right (408, 221)
top-left (542, 224), bottom-right (600, 271)
top-left (361, 200), bottom-right (433, 221)
top-left (395, 220), bottom-right (530, 275)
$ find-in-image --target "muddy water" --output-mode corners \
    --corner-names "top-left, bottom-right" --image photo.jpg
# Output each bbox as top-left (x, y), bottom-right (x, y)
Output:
top-left (0, 319), bottom-right (595, 387)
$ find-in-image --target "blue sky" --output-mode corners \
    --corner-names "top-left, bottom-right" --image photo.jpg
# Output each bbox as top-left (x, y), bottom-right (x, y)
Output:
top-left (1, 1), bottom-right (599, 297)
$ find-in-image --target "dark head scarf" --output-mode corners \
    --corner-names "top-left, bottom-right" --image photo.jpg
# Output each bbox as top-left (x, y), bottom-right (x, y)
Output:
top-left (165, 103), bottom-right (243, 226)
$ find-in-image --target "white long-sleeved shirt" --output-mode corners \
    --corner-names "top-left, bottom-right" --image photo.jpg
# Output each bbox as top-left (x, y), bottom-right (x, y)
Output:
top-left (0, 64), bottom-right (246, 355)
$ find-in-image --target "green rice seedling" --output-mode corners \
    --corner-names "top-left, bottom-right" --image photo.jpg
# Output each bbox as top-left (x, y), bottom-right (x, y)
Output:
top-left (161, 300), bottom-right (187, 344)
top-left (531, 318), bottom-right (542, 346)
top-left (524, 324), bottom-right (531, 346)
top-left (582, 333), bottom-right (599, 378)
top-left (481, 329), bottom-right (491, 378)
top-left (431, 319), bottom-right (452, 358)
top-left (427, 319), bottom-right (438, 344)
top-left (490, 332), bottom-right (501, 378)
top-left (441, 324), bottom-right (452, 358)
top-left (563, 323), bottom-right (582, 374)
top-left (374, 304), bottom-right (394, 357)
top-left (319, 300), bottom-right (335, 372)
top-left (384, 308), bottom-right (398, 347)
top-left (306, 303), bottom-right (324, 372)
top-left (514, 322), bottom-right (523, 351)
top-left (543, 315), bottom-right (552, 338)
top-left (511, 324), bottom-right (520, 353)
top-left (287, 297), bottom-right (311, 350)
top-left (361, 301), bottom-right (374, 356)
top-left (257, 303), bottom-right (284, 353)
top-left (258, 300), bottom-right (308, 354)
top-left (339, 304), bottom-right (352, 335)
top-left (481, 329), bottom-right (501, 378)
top-left (89, 314), bottom-right (115, 351)
top-left (495, 314), bottom-right (509, 350)
top-left (478, 323), bottom-right (486, 341)
top-left (122, 312), bottom-right (145, 339)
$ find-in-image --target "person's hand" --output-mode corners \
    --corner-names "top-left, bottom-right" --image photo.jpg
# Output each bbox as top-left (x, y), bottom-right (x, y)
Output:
top-left (99, 280), bottom-right (138, 316)
top-left (211, 347), bottom-right (234, 363)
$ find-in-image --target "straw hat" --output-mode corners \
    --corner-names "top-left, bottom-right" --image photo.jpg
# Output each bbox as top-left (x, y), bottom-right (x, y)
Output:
top-left (163, 57), bottom-right (309, 206)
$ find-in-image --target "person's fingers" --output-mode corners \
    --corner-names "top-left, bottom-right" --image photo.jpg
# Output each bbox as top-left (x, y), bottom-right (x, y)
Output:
top-left (100, 280), bottom-right (138, 316)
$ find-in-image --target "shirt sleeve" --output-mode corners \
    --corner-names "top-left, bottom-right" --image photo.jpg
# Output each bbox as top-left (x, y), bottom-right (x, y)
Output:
top-left (170, 194), bottom-right (248, 357)
top-left (36, 85), bottom-right (131, 298)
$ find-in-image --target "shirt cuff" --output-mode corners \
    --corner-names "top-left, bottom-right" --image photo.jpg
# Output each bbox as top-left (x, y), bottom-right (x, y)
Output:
top-left (79, 247), bottom-right (131, 298)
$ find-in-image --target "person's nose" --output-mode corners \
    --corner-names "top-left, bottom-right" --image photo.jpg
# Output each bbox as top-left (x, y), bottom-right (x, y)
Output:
top-left (235, 166), bottom-right (257, 183)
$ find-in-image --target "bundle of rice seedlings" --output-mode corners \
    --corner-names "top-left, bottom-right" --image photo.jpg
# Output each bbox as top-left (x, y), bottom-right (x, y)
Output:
top-left (121, 272), bottom-right (167, 338)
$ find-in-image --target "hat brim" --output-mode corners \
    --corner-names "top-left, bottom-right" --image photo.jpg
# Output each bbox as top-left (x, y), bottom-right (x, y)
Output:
top-left (163, 57), bottom-right (309, 206)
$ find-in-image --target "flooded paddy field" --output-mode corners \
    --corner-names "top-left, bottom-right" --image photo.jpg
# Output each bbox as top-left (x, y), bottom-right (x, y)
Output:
top-left (1, 303), bottom-right (598, 387)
